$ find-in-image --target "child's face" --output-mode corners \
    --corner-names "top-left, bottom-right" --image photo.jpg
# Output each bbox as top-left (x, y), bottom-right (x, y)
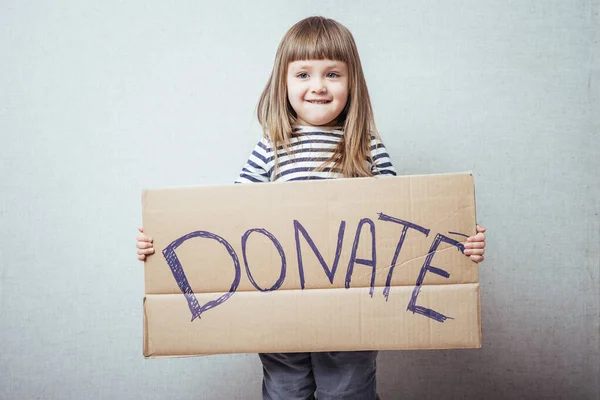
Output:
top-left (286, 59), bottom-right (349, 126)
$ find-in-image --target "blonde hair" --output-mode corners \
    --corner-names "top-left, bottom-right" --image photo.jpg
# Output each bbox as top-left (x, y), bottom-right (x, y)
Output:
top-left (257, 16), bottom-right (378, 178)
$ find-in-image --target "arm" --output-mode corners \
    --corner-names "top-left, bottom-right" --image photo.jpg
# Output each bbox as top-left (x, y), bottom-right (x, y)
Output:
top-left (368, 137), bottom-right (486, 263)
top-left (136, 138), bottom-right (273, 261)
top-left (369, 137), bottom-right (397, 176)
top-left (234, 137), bottom-right (273, 184)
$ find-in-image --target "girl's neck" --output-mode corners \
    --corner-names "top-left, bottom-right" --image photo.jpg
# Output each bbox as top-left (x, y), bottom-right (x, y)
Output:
top-left (293, 124), bottom-right (343, 133)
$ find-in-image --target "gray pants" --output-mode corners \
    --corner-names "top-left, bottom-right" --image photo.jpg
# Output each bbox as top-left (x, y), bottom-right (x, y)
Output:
top-left (259, 351), bottom-right (379, 400)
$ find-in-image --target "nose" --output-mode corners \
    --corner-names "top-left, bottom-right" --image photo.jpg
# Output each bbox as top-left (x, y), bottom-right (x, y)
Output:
top-left (311, 79), bottom-right (327, 94)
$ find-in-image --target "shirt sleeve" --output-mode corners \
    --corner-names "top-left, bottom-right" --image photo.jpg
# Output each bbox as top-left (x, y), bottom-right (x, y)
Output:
top-left (234, 137), bottom-right (273, 184)
top-left (370, 137), bottom-right (397, 176)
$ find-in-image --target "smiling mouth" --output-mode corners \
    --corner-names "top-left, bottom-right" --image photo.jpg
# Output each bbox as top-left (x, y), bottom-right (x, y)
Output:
top-left (306, 100), bottom-right (332, 104)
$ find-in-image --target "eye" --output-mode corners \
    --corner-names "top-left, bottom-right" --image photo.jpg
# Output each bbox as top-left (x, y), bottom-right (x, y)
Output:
top-left (326, 72), bottom-right (340, 78)
top-left (297, 72), bottom-right (309, 79)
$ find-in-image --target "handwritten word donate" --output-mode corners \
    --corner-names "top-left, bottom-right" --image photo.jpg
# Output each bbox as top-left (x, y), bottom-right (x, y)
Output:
top-left (162, 212), bottom-right (467, 324)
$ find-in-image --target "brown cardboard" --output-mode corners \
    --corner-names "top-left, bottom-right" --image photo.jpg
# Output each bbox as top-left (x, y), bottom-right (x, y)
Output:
top-left (142, 173), bottom-right (481, 357)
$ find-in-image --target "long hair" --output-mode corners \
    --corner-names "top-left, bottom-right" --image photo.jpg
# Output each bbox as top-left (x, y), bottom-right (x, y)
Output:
top-left (257, 16), bottom-right (378, 178)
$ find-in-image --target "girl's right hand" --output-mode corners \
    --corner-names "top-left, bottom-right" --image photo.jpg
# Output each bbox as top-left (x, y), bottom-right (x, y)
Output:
top-left (136, 227), bottom-right (155, 261)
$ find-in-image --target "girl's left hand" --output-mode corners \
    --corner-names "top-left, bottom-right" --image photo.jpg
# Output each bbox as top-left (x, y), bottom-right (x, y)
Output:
top-left (464, 225), bottom-right (486, 263)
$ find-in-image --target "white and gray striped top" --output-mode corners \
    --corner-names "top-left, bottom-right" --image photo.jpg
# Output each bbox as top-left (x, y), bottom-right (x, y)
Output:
top-left (235, 126), bottom-right (396, 183)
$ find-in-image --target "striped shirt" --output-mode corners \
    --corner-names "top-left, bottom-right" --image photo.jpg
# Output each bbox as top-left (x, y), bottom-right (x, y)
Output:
top-left (235, 126), bottom-right (396, 183)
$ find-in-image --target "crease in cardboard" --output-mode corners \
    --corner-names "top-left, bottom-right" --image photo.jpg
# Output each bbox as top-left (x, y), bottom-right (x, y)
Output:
top-left (351, 244), bottom-right (474, 282)
top-left (434, 204), bottom-right (476, 227)
top-left (150, 281), bottom-right (476, 295)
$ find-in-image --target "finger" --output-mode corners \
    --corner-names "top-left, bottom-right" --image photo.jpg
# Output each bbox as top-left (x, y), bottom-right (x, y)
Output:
top-left (470, 255), bottom-right (484, 263)
top-left (464, 242), bottom-right (485, 249)
top-left (476, 225), bottom-right (486, 233)
top-left (468, 232), bottom-right (485, 241)
top-left (464, 248), bottom-right (484, 256)
top-left (136, 234), bottom-right (153, 243)
top-left (467, 232), bottom-right (485, 242)
top-left (137, 254), bottom-right (145, 261)
top-left (138, 227), bottom-right (144, 233)
top-left (137, 248), bottom-right (155, 256)
top-left (137, 241), bottom-right (153, 249)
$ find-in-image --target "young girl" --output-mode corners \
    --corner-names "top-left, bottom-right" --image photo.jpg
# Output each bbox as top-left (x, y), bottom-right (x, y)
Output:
top-left (137, 16), bottom-right (486, 400)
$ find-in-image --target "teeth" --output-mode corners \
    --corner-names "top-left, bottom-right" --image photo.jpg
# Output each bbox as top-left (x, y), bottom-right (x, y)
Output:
top-left (309, 100), bottom-right (330, 104)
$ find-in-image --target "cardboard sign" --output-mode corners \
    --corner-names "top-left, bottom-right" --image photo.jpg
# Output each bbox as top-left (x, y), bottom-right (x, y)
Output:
top-left (142, 173), bottom-right (481, 357)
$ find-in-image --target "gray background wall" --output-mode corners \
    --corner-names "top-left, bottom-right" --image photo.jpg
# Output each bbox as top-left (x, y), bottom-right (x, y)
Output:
top-left (1, 0), bottom-right (598, 399)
